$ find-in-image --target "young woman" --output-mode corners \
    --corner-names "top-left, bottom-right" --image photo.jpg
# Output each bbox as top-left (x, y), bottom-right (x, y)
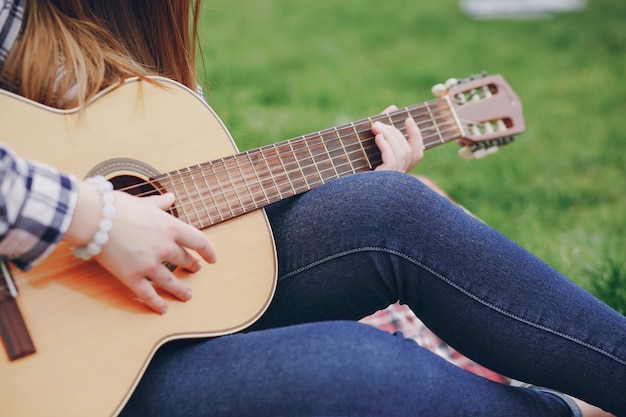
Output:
top-left (1, 1), bottom-right (624, 416)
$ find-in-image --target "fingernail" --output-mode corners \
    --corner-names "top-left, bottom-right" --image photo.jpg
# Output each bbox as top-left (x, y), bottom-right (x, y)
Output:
top-left (160, 305), bottom-right (169, 314)
top-left (184, 288), bottom-right (193, 300)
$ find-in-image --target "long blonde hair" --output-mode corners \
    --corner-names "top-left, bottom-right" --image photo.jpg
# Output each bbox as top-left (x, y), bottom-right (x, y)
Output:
top-left (0, 0), bottom-right (202, 108)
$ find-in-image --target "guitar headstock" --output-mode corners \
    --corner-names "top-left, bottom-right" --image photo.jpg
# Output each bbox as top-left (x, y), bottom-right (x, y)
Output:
top-left (432, 73), bottom-right (525, 160)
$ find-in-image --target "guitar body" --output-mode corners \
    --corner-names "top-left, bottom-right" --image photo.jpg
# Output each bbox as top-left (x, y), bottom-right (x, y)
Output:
top-left (0, 78), bottom-right (277, 416)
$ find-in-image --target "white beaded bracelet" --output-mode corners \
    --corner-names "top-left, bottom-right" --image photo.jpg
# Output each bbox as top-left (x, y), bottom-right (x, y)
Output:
top-left (73, 176), bottom-right (117, 260)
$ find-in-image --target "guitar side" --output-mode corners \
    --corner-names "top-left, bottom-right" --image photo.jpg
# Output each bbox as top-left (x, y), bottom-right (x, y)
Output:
top-left (0, 78), bottom-right (277, 416)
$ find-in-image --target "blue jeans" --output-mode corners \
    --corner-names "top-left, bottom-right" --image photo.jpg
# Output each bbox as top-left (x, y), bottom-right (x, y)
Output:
top-left (123, 172), bottom-right (626, 416)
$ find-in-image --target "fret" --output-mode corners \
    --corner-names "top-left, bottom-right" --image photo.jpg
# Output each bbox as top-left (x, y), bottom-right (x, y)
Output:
top-left (318, 131), bottom-right (340, 180)
top-left (393, 110), bottom-right (411, 131)
top-left (285, 140), bottom-right (311, 193)
top-left (212, 159), bottom-right (238, 218)
top-left (433, 100), bottom-right (461, 143)
top-left (244, 151), bottom-right (271, 206)
top-left (309, 133), bottom-right (338, 184)
top-left (164, 172), bottom-right (193, 224)
top-left (221, 157), bottom-right (248, 217)
top-left (206, 161), bottom-right (235, 220)
top-left (363, 118), bottom-right (383, 167)
top-left (253, 147), bottom-right (283, 203)
top-left (412, 105), bottom-right (439, 149)
top-left (271, 143), bottom-right (297, 196)
top-left (331, 127), bottom-right (357, 175)
top-left (198, 162), bottom-right (225, 224)
top-left (287, 137), bottom-right (317, 189)
top-left (266, 144), bottom-right (293, 199)
top-left (178, 167), bottom-right (203, 227)
top-left (350, 122), bottom-right (373, 170)
top-left (333, 127), bottom-right (356, 174)
top-left (442, 95), bottom-right (464, 141)
top-left (334, 124), bottom-right (364, 173)
top-left (401, 107), bottom-right (414, 137)
top-left (233, 154), bottom-right (260, 211)
top-left (249, 148), bottom-right (280, 204)
top-left (189, 166), bottom-right (215, 228)
top-left (421, 100), bottom-right (460, 148)
top-left (384, 112), bottom-right (395, 127)
top-left (300, 135), bottom-right (325, 187)
top-left (424, 102), bottom-right (445, 144)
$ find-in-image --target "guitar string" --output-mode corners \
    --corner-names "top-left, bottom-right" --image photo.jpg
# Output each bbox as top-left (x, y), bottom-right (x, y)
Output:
top-left (178, 112), bottom-right (460, 189)
top-left (113, 104), bottom-right (456, 196)
top-left (126, 112), bottom-right (458, 205)
top-left (187, 97), bottom-right (506, 190)
top-left (132, 128), bottom-right (455, 227)
top-left (172, 119), bottom-right (507, 227)
top-left (163, 120), bottom-right (463, 227)
top-left (124, 119), bottom-right (456, 201)
top-left (113, 110), bottom-right (462, 226)
top-left (112, 104), bottom-right (464, 222)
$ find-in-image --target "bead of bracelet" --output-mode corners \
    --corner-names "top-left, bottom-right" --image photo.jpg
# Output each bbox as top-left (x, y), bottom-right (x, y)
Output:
top-left (73, 176), bottom-right (116, 260)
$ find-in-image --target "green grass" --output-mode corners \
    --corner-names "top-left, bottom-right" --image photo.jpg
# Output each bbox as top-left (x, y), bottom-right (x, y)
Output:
top-left (198, 0), bottom-right (626, 313)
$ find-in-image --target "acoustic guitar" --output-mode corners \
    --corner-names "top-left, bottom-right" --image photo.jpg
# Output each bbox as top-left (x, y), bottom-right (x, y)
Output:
top-left (0, 74), bottom-right (524, 416)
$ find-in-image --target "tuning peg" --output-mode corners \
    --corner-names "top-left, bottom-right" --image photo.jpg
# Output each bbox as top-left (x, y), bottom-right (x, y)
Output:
top-left (472, 148), bottom-right (489, 159)
top-left (458, 146), bottom-right (474, 160)
top-left (459, 143), bottom-right (499, 160)
top-left (445, 78), bottom-right (459, 89)
top-left (431, 83), bottom-right (447, 98)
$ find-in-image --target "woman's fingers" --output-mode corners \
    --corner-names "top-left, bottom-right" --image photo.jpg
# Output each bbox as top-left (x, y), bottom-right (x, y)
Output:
top-left (145, 192), bottom-right (217, 265)
top-left (161, 243), bottom-right (202, 273)
top-left (129, 272), bottom-right (171, 315)
top-left (119, 243), bottom-right (201, 315)
top-left (405, 117), bottom-right (425, 165)
top-left (175, 222), bottom-right (218, 265)
top-left (148, 262), bottom-right (193, 302)
top-left (151, 191), bottom-right (177, 210)
top-left (374, 132), bottom-right (399, 171)
top-left (373, 117), bottom-right (424, 172)
top-left (92, 190), bottom-right (219, 314)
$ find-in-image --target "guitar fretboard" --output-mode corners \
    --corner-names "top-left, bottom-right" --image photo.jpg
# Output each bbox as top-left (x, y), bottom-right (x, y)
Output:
top-left (154, 98), bottom-right (459, 229)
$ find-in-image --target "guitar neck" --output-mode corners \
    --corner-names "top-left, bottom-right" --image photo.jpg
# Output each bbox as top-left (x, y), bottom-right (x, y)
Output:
top-left (153, 97), bottom-right (460, 229)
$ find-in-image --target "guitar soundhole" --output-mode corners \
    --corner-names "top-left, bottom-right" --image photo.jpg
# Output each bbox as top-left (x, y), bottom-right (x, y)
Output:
top-left (109, 174), bottom-right (179, 218)
top-left (109, 175), bottom-right (159, 197)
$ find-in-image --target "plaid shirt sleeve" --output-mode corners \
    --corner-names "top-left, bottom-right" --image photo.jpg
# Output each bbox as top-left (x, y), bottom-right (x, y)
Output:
top-left (0, 145), bottom-right (78, 270)
top-left (0, 0), bottom-right (24, 72)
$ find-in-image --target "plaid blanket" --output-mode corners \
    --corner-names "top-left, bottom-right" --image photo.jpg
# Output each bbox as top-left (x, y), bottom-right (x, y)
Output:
top-left (360, 303), bottom-right (511, 384)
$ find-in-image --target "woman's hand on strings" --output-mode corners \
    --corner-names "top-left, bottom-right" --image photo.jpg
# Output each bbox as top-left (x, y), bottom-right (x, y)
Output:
top-left (372, 105), bottom-right (424, 173)
top-left (65, 183), bottom-right (217, 314)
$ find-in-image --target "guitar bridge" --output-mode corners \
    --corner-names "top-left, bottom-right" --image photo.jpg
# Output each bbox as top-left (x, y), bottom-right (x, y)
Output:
top-left (0, 259), bottom-right (36, 361)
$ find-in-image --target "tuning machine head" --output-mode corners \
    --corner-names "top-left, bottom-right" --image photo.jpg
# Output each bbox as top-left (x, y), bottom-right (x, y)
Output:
top-left (458, 136), bottom-right (515, 160)
top-left (431, 78), bottom-right (461, 98)
top-left (431, 73), bottom-right (524, 160)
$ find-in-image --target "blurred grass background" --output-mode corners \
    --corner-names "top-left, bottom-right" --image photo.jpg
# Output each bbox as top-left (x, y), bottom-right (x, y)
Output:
top-left (197, 0), bottom-right (626, 313)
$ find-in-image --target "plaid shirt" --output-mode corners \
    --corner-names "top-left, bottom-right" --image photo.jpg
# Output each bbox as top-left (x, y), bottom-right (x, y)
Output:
top-left (0, 0), bottom-right (22, 72)
top-left (0, 145), bottom-right (78, 270)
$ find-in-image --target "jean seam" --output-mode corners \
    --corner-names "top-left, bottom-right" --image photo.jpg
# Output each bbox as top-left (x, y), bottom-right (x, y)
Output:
top-left (279, 246), bottom-right (626, 367)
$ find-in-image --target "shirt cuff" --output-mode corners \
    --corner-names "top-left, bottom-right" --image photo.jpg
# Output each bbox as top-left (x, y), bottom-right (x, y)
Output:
top-left (1, 159), bottom-right (78, 270)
